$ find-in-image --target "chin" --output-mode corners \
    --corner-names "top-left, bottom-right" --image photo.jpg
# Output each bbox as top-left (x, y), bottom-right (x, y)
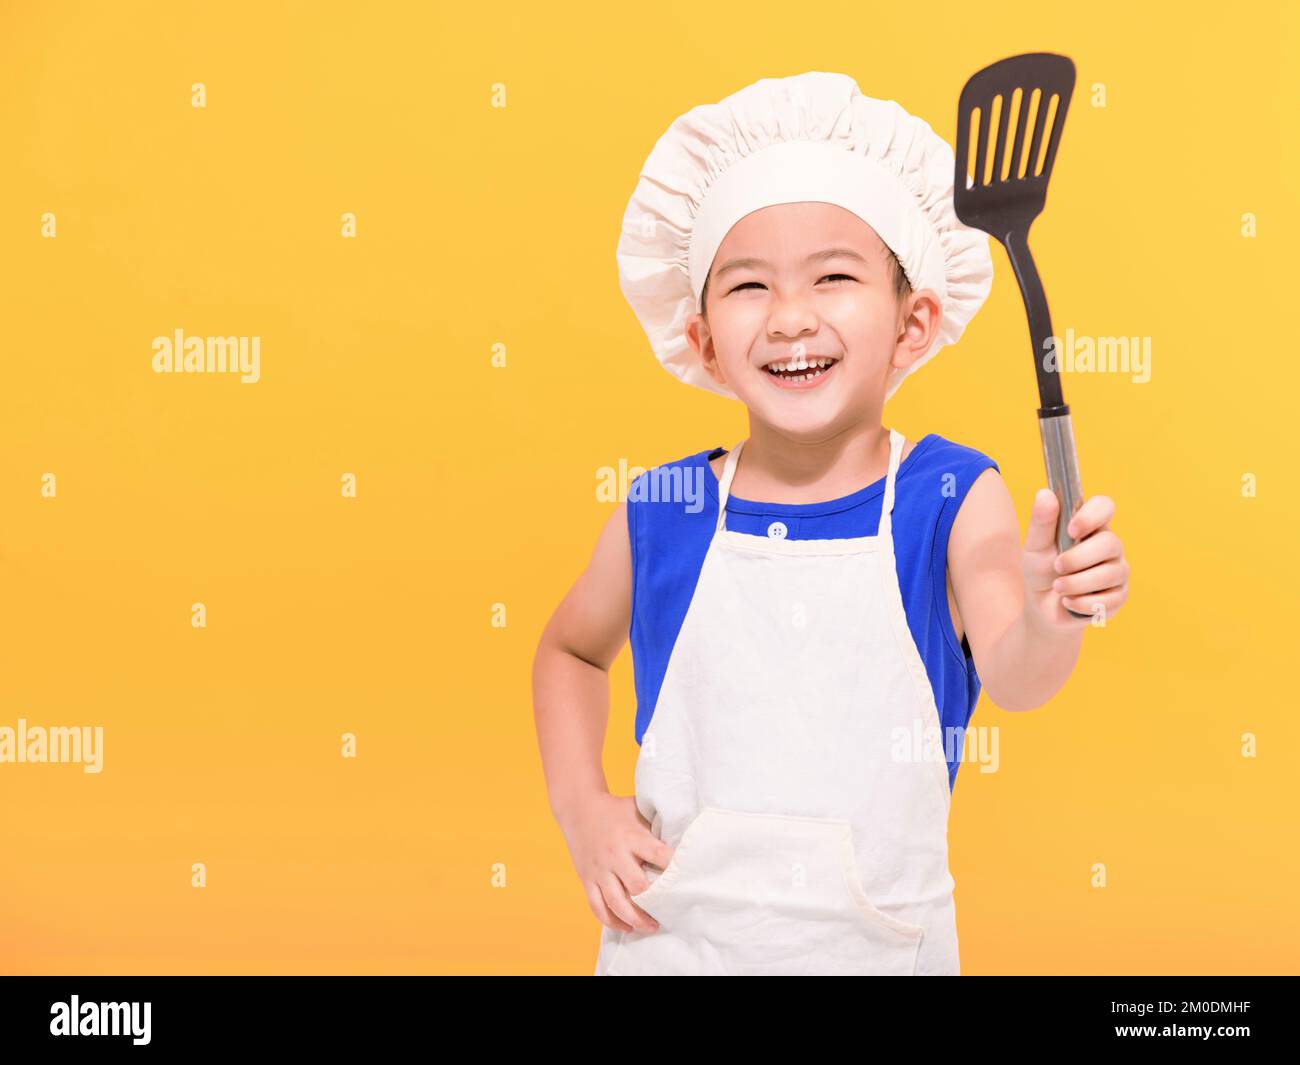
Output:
top-left (738, 391), bottom-right (847, 438)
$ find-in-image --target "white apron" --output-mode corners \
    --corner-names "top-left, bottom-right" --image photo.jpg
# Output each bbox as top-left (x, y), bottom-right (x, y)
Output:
top-left (594, 428), bottom-right (960, 976)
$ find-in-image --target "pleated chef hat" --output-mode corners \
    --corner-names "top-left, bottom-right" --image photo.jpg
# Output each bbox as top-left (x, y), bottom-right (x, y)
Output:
top-left (616, 71), bottom-right (995, 402)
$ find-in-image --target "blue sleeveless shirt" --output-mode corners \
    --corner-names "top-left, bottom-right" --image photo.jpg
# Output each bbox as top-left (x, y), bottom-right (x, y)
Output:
top-left (626, 432), bottom-right (1000, 793)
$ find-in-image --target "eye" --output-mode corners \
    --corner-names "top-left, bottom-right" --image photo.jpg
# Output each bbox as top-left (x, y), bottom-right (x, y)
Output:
top-left (728, 275), bottom-right (856, 294)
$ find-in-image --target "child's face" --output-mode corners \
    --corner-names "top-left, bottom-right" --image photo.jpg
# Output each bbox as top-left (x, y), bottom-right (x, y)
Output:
top-left (685, 202), bottom-right (941, 439)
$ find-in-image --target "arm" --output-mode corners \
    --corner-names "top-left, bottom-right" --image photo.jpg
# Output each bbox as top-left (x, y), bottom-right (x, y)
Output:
top-left (532, 500), bottom-right (671, 933)
top-left (533, 501), bottom-right (632, 825)
top-left (948, 467), bottom-right (1130, 712)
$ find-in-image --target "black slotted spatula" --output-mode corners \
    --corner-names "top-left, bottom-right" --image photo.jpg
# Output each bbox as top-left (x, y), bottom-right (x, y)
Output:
top-left (954, 52), bottom-right (1089, 619)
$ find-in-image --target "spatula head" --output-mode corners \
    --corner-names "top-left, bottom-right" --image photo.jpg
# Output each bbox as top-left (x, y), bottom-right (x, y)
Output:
top-left (954, 53), bottom-right (1076, 240)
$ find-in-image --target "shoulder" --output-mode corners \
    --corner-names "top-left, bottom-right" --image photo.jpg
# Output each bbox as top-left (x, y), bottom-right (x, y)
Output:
top-left (931, 433), bottom-right (1015, 555)
top-left (898, 433), bottom-right (1001, 512)
top-left (906, 432), bottom-right (1000, 478)
top-left (625, 448), bottom-right (720, 598)
top-left (628, 447), bottom-right (720, 499)
top-left (626, 447), bottom-right (721, 535)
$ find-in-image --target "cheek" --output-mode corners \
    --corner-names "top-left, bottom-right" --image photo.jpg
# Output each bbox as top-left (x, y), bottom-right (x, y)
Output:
top-left (831, 300), bottom-right (898, 350)
top-left (709, 309), bottom-right (761, 360)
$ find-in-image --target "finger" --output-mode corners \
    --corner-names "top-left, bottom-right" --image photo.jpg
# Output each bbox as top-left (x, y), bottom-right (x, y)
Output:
top-left (600, 869), bottom-right (658, 933)
top-left (1023, 488), bottom-right (1061, 555)
top-left (1064, 495), bottom-right (1115, 541)
top-left (1062, 582), bottom-right (1128, 616)
top-left (618, 853), bottom-right (654, 897)
top-left (1053, 560), bottom-right (1128, 598)
top-left (614, 857), bottom-right (662, 932)
top-left (1054, 530), bottom-right (1123, 576)
top-left (597, 872), bottom-right (644, 931)
top-left (1022, 547), bottom-right (1060, 593)
top-left (588, 883), bottom-right (633, 933)
top-left (632, 833), bottom-right (675, 878)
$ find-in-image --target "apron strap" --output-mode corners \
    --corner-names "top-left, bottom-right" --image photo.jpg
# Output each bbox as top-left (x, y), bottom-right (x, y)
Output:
top-left (715, 439), bottom-right (746, 534)
top-left (877, 427), bottom-right (905, 540)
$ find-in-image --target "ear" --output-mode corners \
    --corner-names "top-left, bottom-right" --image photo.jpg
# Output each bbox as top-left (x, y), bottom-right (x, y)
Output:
top-left (685, 311), bottom-right (728, 387)
top-left (891, 289), bottom-right (943, 374)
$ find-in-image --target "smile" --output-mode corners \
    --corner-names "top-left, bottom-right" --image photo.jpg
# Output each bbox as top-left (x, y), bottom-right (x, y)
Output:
top-left (760, 354), bottom-right (840, 391)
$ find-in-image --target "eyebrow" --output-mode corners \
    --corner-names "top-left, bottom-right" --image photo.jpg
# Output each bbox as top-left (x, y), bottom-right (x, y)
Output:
top-left (712, 247), bottom-right (872, 281)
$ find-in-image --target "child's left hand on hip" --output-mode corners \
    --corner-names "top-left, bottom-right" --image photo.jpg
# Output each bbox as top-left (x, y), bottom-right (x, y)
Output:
top-left (1022, 488), bottom-right (1130, 629)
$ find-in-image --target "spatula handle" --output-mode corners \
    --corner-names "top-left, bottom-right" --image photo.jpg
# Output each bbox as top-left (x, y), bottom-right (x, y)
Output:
top-left (1038, 406), bottom-right (1090, 621)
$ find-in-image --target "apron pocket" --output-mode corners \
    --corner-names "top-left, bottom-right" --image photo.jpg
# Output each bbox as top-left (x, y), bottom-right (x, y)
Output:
top-left (607, 806), bottom-right (924, 976)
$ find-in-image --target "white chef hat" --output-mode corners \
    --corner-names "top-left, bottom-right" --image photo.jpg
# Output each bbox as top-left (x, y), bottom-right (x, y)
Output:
top-left (616, 71), bottom-right (994, 402)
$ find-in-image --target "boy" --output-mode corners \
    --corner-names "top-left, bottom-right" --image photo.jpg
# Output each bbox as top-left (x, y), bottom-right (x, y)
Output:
top-left (533, 72), bottom-right (1129, 976)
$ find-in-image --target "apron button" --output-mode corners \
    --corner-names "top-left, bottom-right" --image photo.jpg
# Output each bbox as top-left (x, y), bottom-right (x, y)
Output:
top-left (767, 521), bottom-right (788, 539)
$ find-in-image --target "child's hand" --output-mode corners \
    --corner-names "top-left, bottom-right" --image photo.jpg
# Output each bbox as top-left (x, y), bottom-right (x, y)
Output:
top-left (557, 791), bottom-right (673, 934)
top-left (1022, 488), bottom-right (1130, 629)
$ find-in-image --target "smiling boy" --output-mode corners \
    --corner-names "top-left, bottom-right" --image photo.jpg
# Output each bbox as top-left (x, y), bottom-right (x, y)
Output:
top-left (532, 72), bottom-right (1130, 976)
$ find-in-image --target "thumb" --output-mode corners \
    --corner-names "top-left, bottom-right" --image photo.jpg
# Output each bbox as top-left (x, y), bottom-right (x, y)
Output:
top-left (1024, 488), bottom-right (1060, 555)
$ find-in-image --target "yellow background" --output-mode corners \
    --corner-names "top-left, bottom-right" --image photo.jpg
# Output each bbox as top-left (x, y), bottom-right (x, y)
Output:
top-left (1, 0), bottom-right (1295, 974)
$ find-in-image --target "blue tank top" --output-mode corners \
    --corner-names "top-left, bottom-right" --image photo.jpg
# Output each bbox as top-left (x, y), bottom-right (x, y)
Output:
top-left (626, 432), bottom-right (1000, 792)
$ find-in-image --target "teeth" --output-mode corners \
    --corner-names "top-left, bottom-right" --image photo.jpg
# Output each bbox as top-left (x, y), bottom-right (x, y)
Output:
top-left (769, 365), bottom-right (832, 383)
top-left (767, 356), bottom-right (836, 372)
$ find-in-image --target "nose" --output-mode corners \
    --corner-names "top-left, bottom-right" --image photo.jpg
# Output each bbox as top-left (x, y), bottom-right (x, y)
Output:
top-left (766, 293), bottom-right (819, 340)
